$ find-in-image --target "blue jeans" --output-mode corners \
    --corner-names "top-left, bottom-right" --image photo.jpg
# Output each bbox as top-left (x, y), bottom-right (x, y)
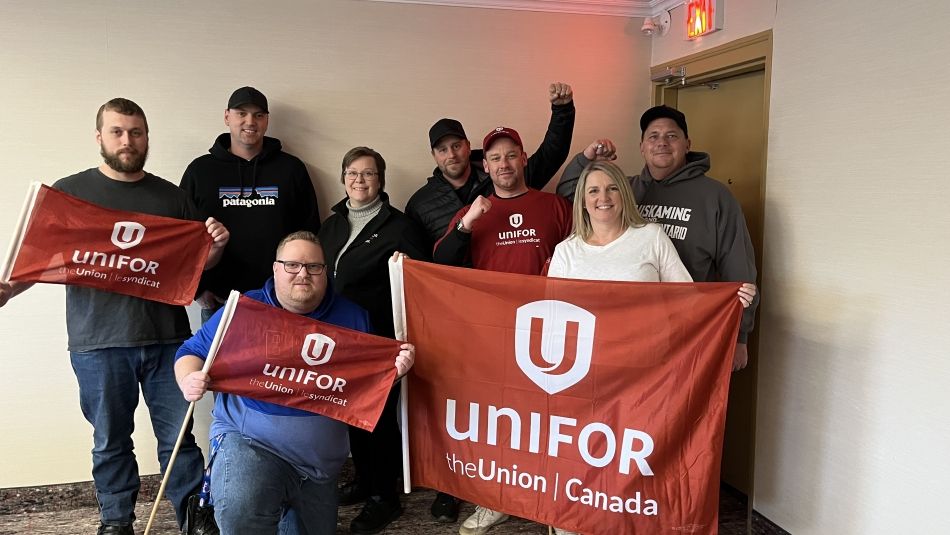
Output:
top-left (70, 343), bottom-right (204, 527)
top-left (211, 434), bottom-right (338, 535)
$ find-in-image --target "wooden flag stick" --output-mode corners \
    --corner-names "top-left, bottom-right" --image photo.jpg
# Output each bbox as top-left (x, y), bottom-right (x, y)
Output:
top-left (143, 290), bottom-right (240, 535)
top-left (388, 254), bottom-right (411, 494)
top-left (1, 182), bottom-right (41, 283)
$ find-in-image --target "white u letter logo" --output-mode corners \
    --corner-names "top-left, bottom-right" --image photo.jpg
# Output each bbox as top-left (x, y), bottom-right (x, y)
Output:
top-left (301, 333), bottom-right (336, 366)
top-left (514, 300), bottom-right (595, 395)
top-left (111, 222), bottom-right (145, 250)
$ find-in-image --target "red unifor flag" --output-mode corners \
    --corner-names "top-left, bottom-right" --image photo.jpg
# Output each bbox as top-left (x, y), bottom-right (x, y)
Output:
top-left (208, 295), bottom-right (402, 432)
top-left (2, 184), bottom-right (210, 306)
top-left (394, 259), bottom-right (742, 535)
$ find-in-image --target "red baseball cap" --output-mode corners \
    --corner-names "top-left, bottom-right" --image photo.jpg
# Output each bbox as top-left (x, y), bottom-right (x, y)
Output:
top-left (482, 126), bottom-right (523, 152)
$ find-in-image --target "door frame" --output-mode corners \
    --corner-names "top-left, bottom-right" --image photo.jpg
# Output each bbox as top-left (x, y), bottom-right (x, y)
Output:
top-left (650, 30), bottom-right (773, 533)
top-left (651, 30), bottom-right (772, 217)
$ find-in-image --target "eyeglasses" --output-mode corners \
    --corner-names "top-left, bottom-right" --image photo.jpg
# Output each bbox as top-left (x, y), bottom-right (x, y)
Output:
top-left (275, 260), bottom-right (327, 275)
top-left (343, 170), bottom-right (379, 181)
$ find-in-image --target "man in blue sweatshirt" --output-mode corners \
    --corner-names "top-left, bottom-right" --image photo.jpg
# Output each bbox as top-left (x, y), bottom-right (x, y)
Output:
top-left (174, 231), bottom-right (415, 534)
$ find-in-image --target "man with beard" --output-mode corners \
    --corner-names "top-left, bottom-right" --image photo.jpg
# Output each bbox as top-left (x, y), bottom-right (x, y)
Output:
top-left (180, 86), bottom-right (321, 322)
top-left (405, 82), bottom-right (575, 251)
top-left (0, 98), bottom-right (229, 535)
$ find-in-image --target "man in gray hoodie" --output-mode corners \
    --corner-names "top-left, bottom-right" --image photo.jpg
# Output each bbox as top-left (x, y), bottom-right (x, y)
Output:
top-left (557, 105), bottom-right (759, 371)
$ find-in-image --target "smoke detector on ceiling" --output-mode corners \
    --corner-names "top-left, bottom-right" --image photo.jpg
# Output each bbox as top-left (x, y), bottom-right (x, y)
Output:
top-left (641, 10), bottom-right (671, 37)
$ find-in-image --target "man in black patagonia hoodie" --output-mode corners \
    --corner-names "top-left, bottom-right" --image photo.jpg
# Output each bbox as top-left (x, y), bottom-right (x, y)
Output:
top-left (558, 105), bottom-right (760, 372)
top-left (180, 86), bottom-right (321, 320)
top-left (405, 82), bottom-right (576, 251)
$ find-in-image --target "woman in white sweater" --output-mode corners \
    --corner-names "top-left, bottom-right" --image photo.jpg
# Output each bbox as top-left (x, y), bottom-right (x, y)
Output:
top-left (549, 159), bottom-right (754, 307)
top-left (545, 157), bottom-right (754, 535)
top-left (548, 159), bottom-right (690, 283)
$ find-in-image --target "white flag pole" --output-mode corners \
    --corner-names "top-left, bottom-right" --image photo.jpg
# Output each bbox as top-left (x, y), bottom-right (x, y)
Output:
top-left (1, 182), bottom-right (42, 283)
top-left (143, 290), bottom-right (240, 534)
top-left (388, 254), bottom-right (411, 494)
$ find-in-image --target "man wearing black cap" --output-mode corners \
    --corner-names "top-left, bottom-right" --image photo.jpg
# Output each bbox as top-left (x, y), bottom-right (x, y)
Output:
top-left (405, 82), bottom-right (576, 250)
top-left (557, 105), bottom-right (759, 371)
top-left (433, 126), bottom-right (571, 275)
top-left (180, 86), bottom-right (321, 320)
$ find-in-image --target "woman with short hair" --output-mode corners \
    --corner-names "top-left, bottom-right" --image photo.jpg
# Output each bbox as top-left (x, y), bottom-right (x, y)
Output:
top-left (318, 146), bottom-right (429, 534)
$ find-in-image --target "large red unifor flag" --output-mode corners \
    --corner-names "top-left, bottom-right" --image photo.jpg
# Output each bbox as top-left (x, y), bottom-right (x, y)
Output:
top-left (2, 184), bottom-right (210, 305)
top-left (395, 259), bottom-right (742, 535)
top-left (207, 294), bottom-right (402, 431)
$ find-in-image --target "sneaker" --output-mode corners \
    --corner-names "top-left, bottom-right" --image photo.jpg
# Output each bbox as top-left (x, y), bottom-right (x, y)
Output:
top-left (337, 480), bottom-right (369, 506)
top-left (350, 496), bottom-right (403, 534)
top-left (97, 524), bottom-right (134, 535)
top-left (553, 528), bottom-right (579, 535)
top-left (458, 506), bottom-right (509, 535)
top-left (430, 492), bottom-right (460, 523)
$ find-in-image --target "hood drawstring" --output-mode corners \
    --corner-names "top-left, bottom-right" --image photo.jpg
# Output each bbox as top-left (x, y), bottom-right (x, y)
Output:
top-left (237, 161), bottom-right (245, 198)
top-left (250, 157), bottom-right (260, 197)
top-left (238, 156), bottom-right (262, 198)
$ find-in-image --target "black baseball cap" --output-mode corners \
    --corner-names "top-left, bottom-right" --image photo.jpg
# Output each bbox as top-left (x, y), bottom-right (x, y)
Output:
top-left (227, 86), bottom-right (269, 113)
top-left (429, 118), bottom-right (467, 148)
top-left (639, 105), bottom-right (688, 138)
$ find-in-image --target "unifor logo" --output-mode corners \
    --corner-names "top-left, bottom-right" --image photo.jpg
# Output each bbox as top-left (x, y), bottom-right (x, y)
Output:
top-left (514, 300), bottom-right (595, 395)
top-left (509, 213), bottom-right (523, 228)
top-left (111, 222), bottom-right (145, 250)
top-left (301, 333), bottom-right (336, 366)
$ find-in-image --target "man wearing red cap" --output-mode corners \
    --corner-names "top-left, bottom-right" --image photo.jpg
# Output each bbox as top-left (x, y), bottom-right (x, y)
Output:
top-left (433, 127), bottom-right (572, 275)
top-left (432, 127), bottom-right (572, 535)
top-left (407, 83), bottom-right (575, 251)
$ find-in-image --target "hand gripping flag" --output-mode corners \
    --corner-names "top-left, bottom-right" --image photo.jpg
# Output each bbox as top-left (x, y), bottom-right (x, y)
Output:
top-left (2, 183), bottom-right (210, 305)
top-left (390, 259), bottom-right (742, 535)
top-left (207, 294), bottom-right (402, 431)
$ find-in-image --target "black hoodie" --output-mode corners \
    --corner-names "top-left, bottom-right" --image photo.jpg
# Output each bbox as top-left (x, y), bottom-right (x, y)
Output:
top-left (180, 134), bottom-right (321, 297)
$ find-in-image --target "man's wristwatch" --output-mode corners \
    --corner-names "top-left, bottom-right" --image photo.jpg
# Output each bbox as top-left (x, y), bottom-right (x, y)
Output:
top-left (456, 219), bottom-right (471, 233)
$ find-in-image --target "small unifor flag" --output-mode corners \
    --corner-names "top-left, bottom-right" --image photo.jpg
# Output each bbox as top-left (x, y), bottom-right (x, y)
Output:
top-left (208, 295), bottom-right (402, 431)
top-left (1, 183), bottom-right (210, 306)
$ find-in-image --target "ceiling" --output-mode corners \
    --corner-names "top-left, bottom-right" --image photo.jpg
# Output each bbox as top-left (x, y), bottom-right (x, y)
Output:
top-left (365, 0), bottom-right (686, 18)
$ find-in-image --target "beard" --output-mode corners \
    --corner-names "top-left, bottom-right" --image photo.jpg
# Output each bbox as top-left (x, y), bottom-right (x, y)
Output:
top-left (440, 160), bottom-right (468, 180)
top-left (101, 144), bottom-right (148, 174)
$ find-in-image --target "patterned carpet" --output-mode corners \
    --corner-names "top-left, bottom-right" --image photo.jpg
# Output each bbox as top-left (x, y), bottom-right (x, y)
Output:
top-left (0, 467), bottom-right (788, 534)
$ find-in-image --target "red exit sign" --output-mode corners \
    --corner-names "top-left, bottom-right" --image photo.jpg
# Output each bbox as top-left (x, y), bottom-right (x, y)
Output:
top-left (686, 0), bottom-right (724, 39)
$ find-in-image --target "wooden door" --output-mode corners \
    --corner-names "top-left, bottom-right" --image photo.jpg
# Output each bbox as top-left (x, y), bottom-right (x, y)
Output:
top-left (666, 69), bottom-right (767, 494)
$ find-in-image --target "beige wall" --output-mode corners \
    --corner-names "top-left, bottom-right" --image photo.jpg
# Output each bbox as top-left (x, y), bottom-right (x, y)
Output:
top-left (6, 3), bottom-right (946, 533)
top-left (651, 0), bottom-right (776, 65)
top-left (756, 1), bottom-right (950, 532)
top-left (0, 0), bottom-right (651, 486)
top-left (650, 0), bottom-right (950, 531)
